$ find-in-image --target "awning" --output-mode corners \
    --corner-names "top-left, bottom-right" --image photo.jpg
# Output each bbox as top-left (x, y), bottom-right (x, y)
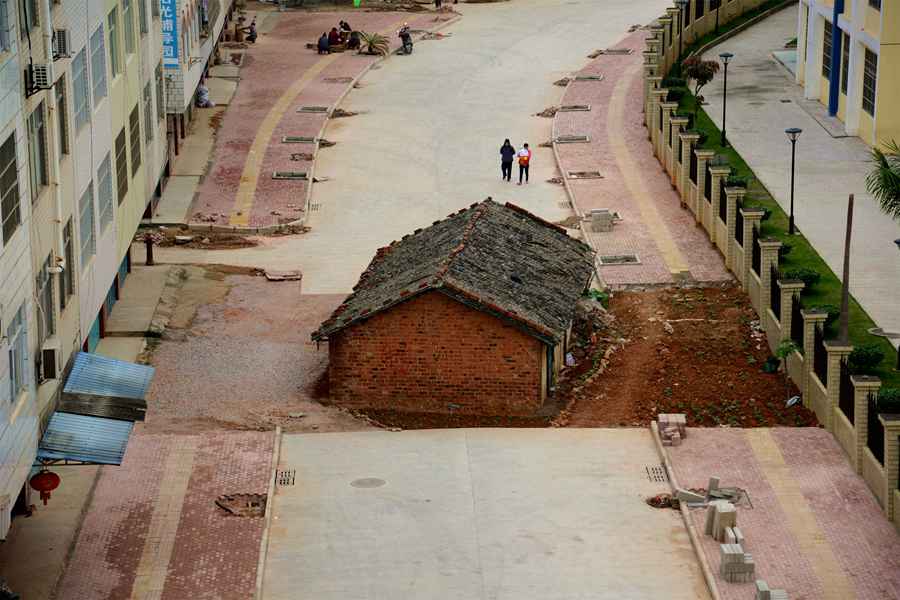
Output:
top-left (37, 412), bottom-right (134, 465)
top-left (60, 352), bottom-right (154, 421)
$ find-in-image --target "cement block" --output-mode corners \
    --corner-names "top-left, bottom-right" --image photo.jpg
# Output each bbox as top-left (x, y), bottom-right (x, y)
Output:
top-left (676, 488), bottom-right (705, 503)
top-left (755, 579), bottom-right (770, 600)
top-left (708, 476), bottom-right (720, 492)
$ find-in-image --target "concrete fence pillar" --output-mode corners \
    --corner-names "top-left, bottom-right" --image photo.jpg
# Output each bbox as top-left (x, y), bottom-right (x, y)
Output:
top-left (800, 310), bottom-right (828, 406)
top-left (724, 187), bottom-right (746, 272)
top-left (650, 89), bottom-right (669, 154)
top-left (851, 375), bottom-right (880, 474)
top-left (659, 102), bottom-right (678, 167)
top-left (882, 416), bottom-right (900, 522)
top-left (645, 76), bottom-right (663, 129)
top-left (778, 281), bottom-right (804, 342)
top-left (694, 150), bottom-right (715, 226)
top-left (739, 209), bottom-right (764, 290)
top-left (665, 9), bottom-right (680, 67)
top-left (679, 132), bottom-right (699, 208)
top-left (823, 342), bottom-right (853, 432)
top-left (708, 165), bottom-right (731, 243)
top-left (758, 238), bottom-right (782, 331)
top-left (669, 117), bottom-right (689, 188)
top-left (642, 60), bottom-right (658, 119)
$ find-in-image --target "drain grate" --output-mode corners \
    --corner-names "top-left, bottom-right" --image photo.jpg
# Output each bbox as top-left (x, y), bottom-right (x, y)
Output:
top-left (646, 465), bottom-right (668, 482)
top-left (603, 48), bottom-right (634, 55)
top-left (555, 135), bottom-right (590, 144)
top-left (276, 469), bottom-right (296, 486)
top-left (559, 104), bottom-right (592, 112)
top-left (567, 170), bottom-right (603, 179)
top-left (272, 171), bottom-right (308, 180)
top-left (282, 136), bottom-right (316, 144)
top-left (297, 106), bottom-right (329, 113)
top-left (323, 76), bottom-right (354, 83)
top-left (573, 74), bottom-right (604, 82)
top-left (599, 254), bottom-right (639, 265)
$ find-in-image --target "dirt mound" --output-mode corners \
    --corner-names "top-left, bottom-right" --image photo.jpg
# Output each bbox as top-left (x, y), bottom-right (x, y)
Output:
top-left (535, 106), bottom-right (558, 118)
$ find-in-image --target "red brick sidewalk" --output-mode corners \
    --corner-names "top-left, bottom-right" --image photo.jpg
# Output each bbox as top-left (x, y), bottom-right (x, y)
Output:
top-left (554, 31), bottom-right (729, 286)
top-left (191, 11), bottom-right (440, 229)
top-left (668, 428), bottom-right (900, 599)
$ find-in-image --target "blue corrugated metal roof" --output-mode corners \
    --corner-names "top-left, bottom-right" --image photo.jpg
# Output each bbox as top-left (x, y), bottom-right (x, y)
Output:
top-left (63, 352), bottom-right (155, 400)
top-left (37, 412), bottom-right (134, 465)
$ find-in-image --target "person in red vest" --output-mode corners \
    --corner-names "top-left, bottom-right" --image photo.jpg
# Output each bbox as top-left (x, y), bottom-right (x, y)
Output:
top-left (517, 143), bottom-right (532, 185)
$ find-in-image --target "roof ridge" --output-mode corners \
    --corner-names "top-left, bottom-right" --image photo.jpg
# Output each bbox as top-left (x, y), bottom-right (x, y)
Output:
top-left (435, 198), bottom-right (493, 281)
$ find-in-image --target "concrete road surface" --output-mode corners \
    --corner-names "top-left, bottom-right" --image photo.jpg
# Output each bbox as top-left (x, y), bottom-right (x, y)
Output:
top-left (261, 428), bottom-right (709, 600)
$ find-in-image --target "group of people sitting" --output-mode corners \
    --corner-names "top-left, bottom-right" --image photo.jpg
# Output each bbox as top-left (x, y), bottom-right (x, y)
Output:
top-left (318, 20), bottom-right (359, 53)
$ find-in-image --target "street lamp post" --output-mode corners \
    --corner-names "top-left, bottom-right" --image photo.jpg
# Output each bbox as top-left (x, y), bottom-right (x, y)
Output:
top-left (785, 127), bottom-right (802, 235)
top-left (719, 52), bottom-right (733, 146)
top-left (675, 0), bottom-right (689, 59)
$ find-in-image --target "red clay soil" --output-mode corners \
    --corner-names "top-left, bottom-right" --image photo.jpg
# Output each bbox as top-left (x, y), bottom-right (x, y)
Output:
top-left (562, 285), bottom-right (818, 428)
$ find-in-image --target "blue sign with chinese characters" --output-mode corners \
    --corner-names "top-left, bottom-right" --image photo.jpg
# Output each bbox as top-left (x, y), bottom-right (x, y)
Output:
top-left (160, 0), bottom-right (179, 68)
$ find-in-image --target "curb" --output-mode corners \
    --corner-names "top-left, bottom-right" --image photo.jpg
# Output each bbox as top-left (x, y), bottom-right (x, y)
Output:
top-left (649, 422), bottom-right (722, 600)
top-left (254, 425), bottom-right (283, 600)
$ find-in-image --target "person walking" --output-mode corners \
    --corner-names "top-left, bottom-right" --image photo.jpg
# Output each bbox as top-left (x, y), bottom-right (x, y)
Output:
top-left (500, 139), bottom-right (516, 182)
top-left (517, 143), bottom-right (532, 185)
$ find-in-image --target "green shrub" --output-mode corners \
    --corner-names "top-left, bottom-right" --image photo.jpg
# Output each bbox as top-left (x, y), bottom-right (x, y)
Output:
top-left (725, 174), bottom-right (749, 188)
top-left (785, 267), bottom-right (821, 288)
top-left (877, 388), bottom-right (900, 413)
top-left (667, 89), bottom-right (686, 103)
top-left (811, 303), bottom-right (840, 327)
top-left (848, 344), bottom-right (886, 375)
top-left (778, 244), bottom-right (792, 259)
top-left (662, 76), bottom-right (687, 88)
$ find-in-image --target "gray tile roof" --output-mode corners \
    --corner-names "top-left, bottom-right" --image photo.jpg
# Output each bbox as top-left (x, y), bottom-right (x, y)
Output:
top-left (312, 199), bottom-right (595, 343)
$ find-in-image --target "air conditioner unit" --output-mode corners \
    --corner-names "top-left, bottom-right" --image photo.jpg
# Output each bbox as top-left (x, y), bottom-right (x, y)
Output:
top-left (41, 341), bottom-right (61, 381)
top-left (30, 63), bottom-right (54, 90)
top-left (53, 29), bottom-right (71, 60)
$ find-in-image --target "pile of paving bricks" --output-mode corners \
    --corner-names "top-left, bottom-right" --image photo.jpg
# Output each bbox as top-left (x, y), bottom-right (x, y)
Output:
top-left (658, 413), bottom-right (686, 446)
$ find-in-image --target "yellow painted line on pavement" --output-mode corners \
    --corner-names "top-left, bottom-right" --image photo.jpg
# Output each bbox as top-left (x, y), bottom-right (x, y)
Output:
top-left (744, 429), bottom-right (856, 600)
top-left (606, 62), bottom-right (690, 278)
top-left (229, 19), bottom-right (410, 227)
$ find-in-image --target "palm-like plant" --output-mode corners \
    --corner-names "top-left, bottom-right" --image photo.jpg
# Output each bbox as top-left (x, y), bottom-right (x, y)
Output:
top-left (359, 32), bottom-right (389, 56)
top-left (866, 139), bottom-right (900, 222)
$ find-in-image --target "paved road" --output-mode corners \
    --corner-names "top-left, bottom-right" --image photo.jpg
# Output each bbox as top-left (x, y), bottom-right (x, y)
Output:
top-left (700, 6), bottom-right (900, 344)
top-left (261, 429), bottom-right (709, 600)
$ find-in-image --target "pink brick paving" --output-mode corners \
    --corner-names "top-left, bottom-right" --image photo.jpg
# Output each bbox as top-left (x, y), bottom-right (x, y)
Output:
top-left (191, 11), bottom-right (438, 229)
top-left (668, 428), bottom-right (900, 599)
top-left (554, 31), bottom-right (729, 286)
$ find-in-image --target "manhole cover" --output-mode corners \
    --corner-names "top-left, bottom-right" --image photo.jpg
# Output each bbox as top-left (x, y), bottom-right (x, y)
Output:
top-left (573, 75), bottom-right (604, 81)
top-left (276, 469), bottom-right (296, 486)
top-left (323, 77), bottom-right (353, 83)
top-left (567, 170), bottom-right (603, 179)
top-left (272, 171), bottom-right (308, 180)
top-left (216, 493), bottom-right (267, 517)
top-left (599, 254), bottom-right (639, 265)
top-left (559, 104), bottom-right (592, 112)
top-left (297, 106), bottom-right (329, 113)
top-left (603, 48), bottom-right (633, 55)
top-left (282, 136), bottom-right (316, 144)
top-left (351, 477), bottom-right (386, 488)
top-left (555, 135), bottom-right (590, 144)
top-left (646, 465), bottom-right (668, 482)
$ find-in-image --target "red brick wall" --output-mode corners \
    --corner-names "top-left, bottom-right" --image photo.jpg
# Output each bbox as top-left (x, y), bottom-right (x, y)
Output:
top-left (328, 291), bottom-right (545, 415)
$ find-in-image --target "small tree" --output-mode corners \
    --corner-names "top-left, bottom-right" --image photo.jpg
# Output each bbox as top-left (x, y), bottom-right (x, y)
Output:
top-left (775, 339), bottom-right (799, 401)
top-left (682, 57), bottom-right (720, 114)
top-left (865, 139), bottom-right (900, 222)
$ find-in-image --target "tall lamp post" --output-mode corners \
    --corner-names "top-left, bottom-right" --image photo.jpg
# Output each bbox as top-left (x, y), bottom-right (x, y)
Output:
top-left (785, 127), bottom-right (802, 235)
top-left (719, 51), bottom-right (733, 146)
top-left (675, 0), bottom-right (689, 59)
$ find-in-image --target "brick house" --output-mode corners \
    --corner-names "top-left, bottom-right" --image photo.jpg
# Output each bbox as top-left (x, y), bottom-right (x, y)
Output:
top-left (311, 199), bottom-right (595, 416)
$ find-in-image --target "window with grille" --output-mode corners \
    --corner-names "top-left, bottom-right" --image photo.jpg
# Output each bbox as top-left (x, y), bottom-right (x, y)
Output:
top-left (129, 106), bottom-right (141, 175)
top-left (1, 134), bottom-right (21, 245)
top-left (90, 25), bottom-right (107, 101)
top-left (821, 24), bottom-right (832, 79)
top-left (108, 8), bottom-right (121, 75)
top-left (155, 62), bottom-right (165, 121)
top-left (19, 0), bottom-right (38, 37)
top-left (124, 0), bottom-right (135, 53)
top-left (72, 48), bottom-right (90, 129)
top-left (28, 101), bottom-right (48, 203)
top-left (61, 218), bottom-right (75, 310)
top-left (35, 253), bottom-right (55, 340)
top-left (143, 82), bottom-right (154, 142)
top-left (862, 49), bottom-right (877, 116)
top-left (7, 304), bottom-right (27, 400)
top-left (115, 128), bottom-right (128, 203)
top-left (98, 154), bottom-right (114, 230)
top-left (56, 75), bottom-right (69, 154)
top-left (78, 184), bottom-right (96, 268)
top-left (840, 32), bottom-right (849, 95)
top-left (152, 0), bottom-right (159, 17)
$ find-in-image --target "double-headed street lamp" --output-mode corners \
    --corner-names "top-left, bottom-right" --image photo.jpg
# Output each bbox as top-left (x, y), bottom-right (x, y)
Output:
top-left (719, 52), bottom-right (733, 146)
top-left (675, 0), bottom-right (689, 58)
top-left (785, 127), bottom-right (802, 235)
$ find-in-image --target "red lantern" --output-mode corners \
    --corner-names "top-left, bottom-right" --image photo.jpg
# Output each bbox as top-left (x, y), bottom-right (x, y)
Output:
top-left (30, 469), bottom-right (61, 505)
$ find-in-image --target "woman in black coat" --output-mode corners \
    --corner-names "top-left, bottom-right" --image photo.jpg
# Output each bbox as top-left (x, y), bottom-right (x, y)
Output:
top-left (499, 139), bottom-right (516, 182)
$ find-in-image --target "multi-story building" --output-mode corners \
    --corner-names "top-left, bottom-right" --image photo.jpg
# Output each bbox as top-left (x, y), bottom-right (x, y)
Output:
top-left (796, 0), bottom-right (899, 147)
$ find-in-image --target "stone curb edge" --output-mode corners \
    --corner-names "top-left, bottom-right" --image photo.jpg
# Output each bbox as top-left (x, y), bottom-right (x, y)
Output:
top-left (650, 421), bottom-right (723, 600)
top-left (254, 424), bottom-right (283, 600)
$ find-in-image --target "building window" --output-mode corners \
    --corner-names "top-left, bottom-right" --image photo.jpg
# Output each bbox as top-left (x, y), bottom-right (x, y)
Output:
top-left (869, 0), bottom-right (881, 10)
top-left (123, 0), bottom-right (135, 54)
top-left (152, 0), bottom-right (159, 18)
top-left (108, 8), bottom-right (121, 76)
top-left (0, 0), bottom-right (12, 52)
top-left (155, 62), bottom-right (165, 121)
top-left (1, 134), bottom-right (20, 244)
top-left (72, 48), bottom-right (90, 130)
top-left (78, 184), bottom-right (95, 268)
top-left (97, 154), bottom-right (114, 230)
top-left (129, 105), bottom-right (141, 175)
top-left (862, 48), bottom-right (877, 116)
top-left (36, 253), bottom-right (55, 340)
top-left (19, 0), bottom-right (37, 37)
top-left (56, 76), bottom-right (69, 154)
top-left (115, 128), bottom-right (128, 203)
top-left (143, 82), bottom-right (154, 142)
top-left (60, 218), bottom-right (75, 310)
top-left (7, 304), bottom-right (27, 401)
top-left (90, 25), bottom-right (107, 102)
top-left (28, 101), bottom-right (48, 203)
top-left (695, 0), bottom-right (704, 20)
top-left (840, 32), bottom-right (849, 95)
top-left (822, 24), bottom-right (832, 79)
top-left (139, 0), bottom-right (149, 35)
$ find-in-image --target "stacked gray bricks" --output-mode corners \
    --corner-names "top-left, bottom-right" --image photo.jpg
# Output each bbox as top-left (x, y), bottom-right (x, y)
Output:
top-left (719, 543), bottom-right (755, 583)
top-left (704, 500), bottom-right (736, 541)
top-left (756, 580), bottom-right (789, 599)
top-left (658, 413), bottom-right (686, 446)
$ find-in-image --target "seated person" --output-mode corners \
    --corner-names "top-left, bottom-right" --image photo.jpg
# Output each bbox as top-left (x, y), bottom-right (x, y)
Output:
top-left (317, 32), bottom-right (330, 54)
top-left (328, 27), bottom-right (341, 46)
top-left (340, 20), bottom-right (352, 33)
top-left (347, 30), bottom-right (361, 50)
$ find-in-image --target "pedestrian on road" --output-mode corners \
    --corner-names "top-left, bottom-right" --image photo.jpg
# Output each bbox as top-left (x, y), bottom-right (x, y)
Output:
top-left (318, 32), bottom-right (330, 54)
top-left (500, 139), bottom-right (516, 182)
top-left (517, 143), bottom-right (532, 185)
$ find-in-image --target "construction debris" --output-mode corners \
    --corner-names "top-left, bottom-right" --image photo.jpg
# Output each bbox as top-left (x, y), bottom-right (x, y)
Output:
top-left (756, 580), bottom-right (789, 600)
top-left (264, 269), bottom-right (303, 282)
top-left (554, 77), bottom-right (571, 87)
top-left (215, 493), bottom-right (266, 517)
top-left (646, 493), bottom-right (679, 510)
top-left (719, 543), bottom-right (755, 583)
top-left (535, 106), bottom-right (559, 118)
top-left (658, 413), bottom-right (686, 446)
top-left (675, 488), bottom-right (705, 503)
top-left (704, 500), bottom-right (736, 541)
